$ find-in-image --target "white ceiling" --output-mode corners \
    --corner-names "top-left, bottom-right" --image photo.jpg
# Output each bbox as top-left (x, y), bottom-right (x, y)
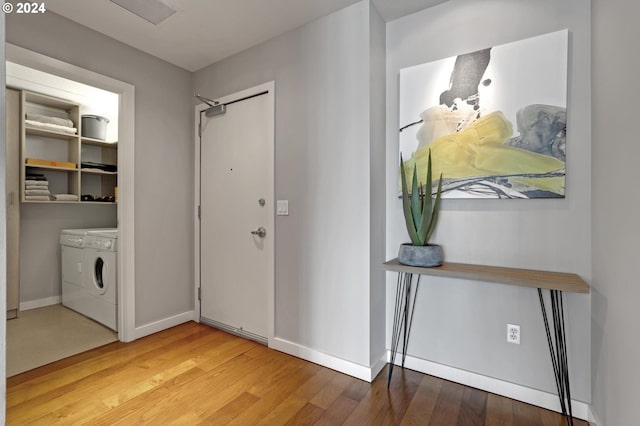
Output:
top-left (45, 0), bottom-right (449, 72)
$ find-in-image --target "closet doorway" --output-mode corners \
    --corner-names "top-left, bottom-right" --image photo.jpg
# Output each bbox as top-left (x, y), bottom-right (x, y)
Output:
top-left (4, 45), bottom-right (136, 376)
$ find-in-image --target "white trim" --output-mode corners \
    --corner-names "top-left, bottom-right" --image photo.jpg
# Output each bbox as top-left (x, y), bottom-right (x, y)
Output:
top-left (390, 352), bottom-right (590, 421)
top-left (193, 104), bottom-right (202, 323)
top-left (6, 43), bottom-right (136, 343)
top-left (265, 81), bottom-right (275, 344)
top-left (133, 311), bottom-right (196, 340)
top-left (370, 357), bottom-right (387, 381)
top-left (271, 337), bottom-right (382, 382)
top-left (194, 81), bottom-right (276, 342)
top-left (1, 21), bottom-right (6, 424)
top-left (19, 296), bottom-right (62, 311)
top-left (588, 406), bottom-right (601, 426)
top-left (117, 86), bottom-right (136, 343)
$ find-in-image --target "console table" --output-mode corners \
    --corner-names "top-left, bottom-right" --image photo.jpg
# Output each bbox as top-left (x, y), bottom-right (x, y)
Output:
top-left (383, 258), bottom-right (589, 426)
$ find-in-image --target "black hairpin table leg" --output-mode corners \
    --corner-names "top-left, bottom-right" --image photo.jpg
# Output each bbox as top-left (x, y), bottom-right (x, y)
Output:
top-left (539, 288), bottom-right (573, 426)
top-left (388, 272), bottom-right (420, 387)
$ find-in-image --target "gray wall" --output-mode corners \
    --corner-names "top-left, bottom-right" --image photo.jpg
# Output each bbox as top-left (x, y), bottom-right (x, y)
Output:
top-left (193, 1), bottom-right (382, 367)
top-left (386, 0), bottom-right (592, 402)
top-left (19, 205), bottom-right (115, 302)
top-left (6, 12), bottom-right (195, 327)
top-left (591, 0), bottom-right (640, 424)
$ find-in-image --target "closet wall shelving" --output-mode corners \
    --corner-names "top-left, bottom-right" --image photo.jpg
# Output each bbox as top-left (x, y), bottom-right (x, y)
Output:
top-left (20, 90), bottom-right (118, 204)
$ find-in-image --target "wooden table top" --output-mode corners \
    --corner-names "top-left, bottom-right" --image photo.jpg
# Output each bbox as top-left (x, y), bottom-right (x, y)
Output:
top-left (383, 258), bottom-right (589, 294)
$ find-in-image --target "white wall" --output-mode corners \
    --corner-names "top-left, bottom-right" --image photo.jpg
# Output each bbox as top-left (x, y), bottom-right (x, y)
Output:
top-left (386, 0), bottom-right (591, 404)
top-left (591, 1), bottom-right (640, 424)
top-left (6, 11), bottom-right (195, 327)
top-left (193, 1), bottom-right (383, 369)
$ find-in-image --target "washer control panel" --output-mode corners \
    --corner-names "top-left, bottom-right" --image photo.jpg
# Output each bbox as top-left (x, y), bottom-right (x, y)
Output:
top-left (85, 236), bottom-right (117, 251)
top-left (60, 234), bottom-right (85, 248)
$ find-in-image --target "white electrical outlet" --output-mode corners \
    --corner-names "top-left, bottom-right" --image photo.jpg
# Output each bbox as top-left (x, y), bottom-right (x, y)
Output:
top-left (507, 324), bottom-right (521, 344)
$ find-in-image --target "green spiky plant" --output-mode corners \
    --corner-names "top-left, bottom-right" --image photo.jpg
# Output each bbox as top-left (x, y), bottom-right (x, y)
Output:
top-left (400, 149), bottom-right (443, 246)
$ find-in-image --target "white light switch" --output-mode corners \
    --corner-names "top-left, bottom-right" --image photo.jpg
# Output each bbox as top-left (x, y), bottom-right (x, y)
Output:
top-left (277, 200), bottom-right (289, 216)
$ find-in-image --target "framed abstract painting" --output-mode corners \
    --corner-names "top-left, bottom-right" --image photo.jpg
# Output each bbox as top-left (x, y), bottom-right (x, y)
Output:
top-left (399, 29), bottom-right (568, 199)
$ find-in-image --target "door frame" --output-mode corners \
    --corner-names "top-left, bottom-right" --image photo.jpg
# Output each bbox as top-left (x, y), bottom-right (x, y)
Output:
top-left (194, 81), bottom-right (275, 344)
top-left (5, 43), bottom-right (136, 342)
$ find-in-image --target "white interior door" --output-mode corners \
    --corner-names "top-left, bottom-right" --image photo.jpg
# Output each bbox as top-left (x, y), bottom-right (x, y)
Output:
top-left (199, 83), bottom-right (274, 343)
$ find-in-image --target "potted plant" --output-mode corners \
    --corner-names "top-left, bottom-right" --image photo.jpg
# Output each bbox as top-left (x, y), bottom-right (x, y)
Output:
top-left (399, 149), bottom-right (443, 267)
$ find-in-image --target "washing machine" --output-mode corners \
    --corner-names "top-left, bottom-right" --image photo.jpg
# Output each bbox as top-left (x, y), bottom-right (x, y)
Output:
top-left (83, 229), bottom-right (118, 330)
top-left (60, 229), bottom-right (91, 313)
top-left (60, 228), bottom-right (118, 331)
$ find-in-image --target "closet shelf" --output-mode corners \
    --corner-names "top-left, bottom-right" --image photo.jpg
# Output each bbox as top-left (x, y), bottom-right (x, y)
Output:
top-left (82, 137), bottom-right (118, 148)
top-left (22, 200), bottom-right (79, 204)
top-left (81, 169), bottom-right (117, 176)
top-left (20, 89), bottom-right (118, 204)
top-left (25, 163), bottom-right (78, 172)
top-left (25, 126), bottom-right (79, 141)
top-left (81, 201), bottom-right (117, 205)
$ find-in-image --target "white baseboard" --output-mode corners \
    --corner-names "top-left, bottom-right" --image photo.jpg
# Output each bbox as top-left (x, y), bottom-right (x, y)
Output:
top-left (270, 337), bottom-right (383, 382)
top-left (589, 405), bottom-right (601, 425)
top-left (392, 352), bottom-right (589, 421)
top-left (370, 356), bottom-right (387, 381)
top-left (19, 296), bottom-right (61, 311)
top-left (133, 310), bottom-right (196, 340)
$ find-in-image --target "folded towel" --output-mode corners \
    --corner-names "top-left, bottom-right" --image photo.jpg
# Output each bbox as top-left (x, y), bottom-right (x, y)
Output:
top-left (25, 195), bottom-right (51, 201)
top-left (26, 186), bottom-right (49, 191)
top-left (25, 113), bottom-right (75, 128)
top-left (52, 194), bottom-right (79, 201)
top-left (26, 174), bottom-right (47, 181)
top-left (25, 189), bottom-right (51, 196)
top-left (25, 180), bottom-right (49, 187)
top-left (25, 119), bottom-right (78, 135)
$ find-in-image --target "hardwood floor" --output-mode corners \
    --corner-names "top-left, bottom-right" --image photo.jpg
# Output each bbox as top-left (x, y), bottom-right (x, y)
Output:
top-left (6, 322), bottom-right (587, 425)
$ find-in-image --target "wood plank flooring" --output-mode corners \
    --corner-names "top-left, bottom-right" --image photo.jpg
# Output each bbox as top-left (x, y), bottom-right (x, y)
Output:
top-left (6, 322), bottom-right (588, 425)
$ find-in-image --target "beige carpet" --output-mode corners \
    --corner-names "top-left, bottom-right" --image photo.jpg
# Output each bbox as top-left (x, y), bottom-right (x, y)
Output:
top-left (6, 304), bottom-right (118, 377)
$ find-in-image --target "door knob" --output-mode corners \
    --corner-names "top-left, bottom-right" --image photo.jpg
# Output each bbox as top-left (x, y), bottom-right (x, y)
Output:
top-left (251, 227), bottom-right (267, 238)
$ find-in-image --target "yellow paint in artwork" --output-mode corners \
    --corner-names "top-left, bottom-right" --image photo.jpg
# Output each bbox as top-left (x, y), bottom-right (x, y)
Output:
top-left (403, 111), bottom-right (565, 195)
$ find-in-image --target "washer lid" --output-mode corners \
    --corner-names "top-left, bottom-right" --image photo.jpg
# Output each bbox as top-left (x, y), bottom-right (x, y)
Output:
top-left (86, 229), bottom-right (118, 239)
top-left (60, 228), bottom-right (92, 236)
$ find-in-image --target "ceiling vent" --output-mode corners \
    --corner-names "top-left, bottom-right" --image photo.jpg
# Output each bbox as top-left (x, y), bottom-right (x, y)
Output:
top-left (111, 0), bottom-right (177, 25)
